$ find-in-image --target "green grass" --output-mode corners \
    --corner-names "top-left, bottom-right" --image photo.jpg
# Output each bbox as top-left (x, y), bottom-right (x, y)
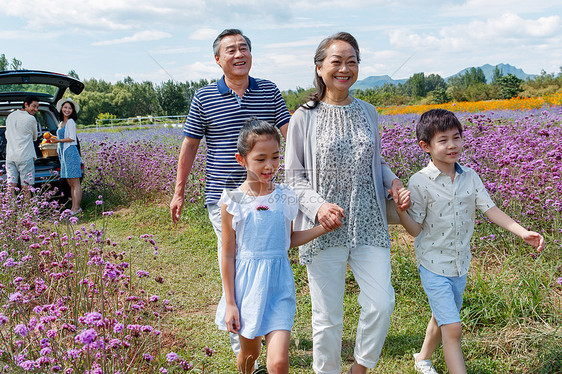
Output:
top-left (82, 200), bottom-right (561, 373)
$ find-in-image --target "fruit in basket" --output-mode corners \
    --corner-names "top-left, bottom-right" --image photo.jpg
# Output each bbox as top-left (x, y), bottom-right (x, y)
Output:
top-left (42, 132), bottom-right (56, 143)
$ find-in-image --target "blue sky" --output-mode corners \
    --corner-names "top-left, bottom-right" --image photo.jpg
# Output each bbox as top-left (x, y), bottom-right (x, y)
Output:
top-left (1, 0), bottom-right (561, 91)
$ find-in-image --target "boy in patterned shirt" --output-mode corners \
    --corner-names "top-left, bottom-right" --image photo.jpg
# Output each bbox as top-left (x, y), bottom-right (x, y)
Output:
top-left (394, 109), bottom-right (544, 374)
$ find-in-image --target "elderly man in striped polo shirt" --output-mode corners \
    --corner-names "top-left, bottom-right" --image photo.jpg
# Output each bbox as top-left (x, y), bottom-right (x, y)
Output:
top-left (170, 28), bottom-right (291, 359)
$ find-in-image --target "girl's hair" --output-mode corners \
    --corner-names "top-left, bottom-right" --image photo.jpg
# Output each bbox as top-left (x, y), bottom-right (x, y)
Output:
top-left (237, 117), bottom-right (281, 157)
top-left (416, 109), bottom-right (463, 144)
top-left (304, 32), bottom-right (361, 109)
top-left (58, 100), bottom-right (78, 121)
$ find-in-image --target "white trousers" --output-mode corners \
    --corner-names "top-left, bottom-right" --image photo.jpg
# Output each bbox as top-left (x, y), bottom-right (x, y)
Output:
top-left (207, 204), bottom-right (241, 354)
top-left (307, 245), bottom-right (395, 374)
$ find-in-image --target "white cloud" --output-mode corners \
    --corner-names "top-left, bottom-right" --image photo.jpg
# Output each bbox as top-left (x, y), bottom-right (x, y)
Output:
top-left (442, 0), bottom-right (562, 17)
top-left (0, 0), bottom-right (208, 31)
top-left (261, 52), bottom-right (311, 69)
top-left (265, 37), bottom-right (321, 49)
top-left (190, 28), bottom-right (219, 41)
top-left (0, 0), bottom-right (138, 30)
top-left (291, 0), bottom-right (388, 10)
top-left (389, 13), bottom-right (561, 52)
top-left (92, 30), bottom-right (172, 46)
top-left (171, 61), bottom-right (221, 82)
top-left (150, 46), bottom-right (200, 55)
top-left (0, 29), bottom-right (60, 40)
top-left (450, 13), bottom-right (560, 39)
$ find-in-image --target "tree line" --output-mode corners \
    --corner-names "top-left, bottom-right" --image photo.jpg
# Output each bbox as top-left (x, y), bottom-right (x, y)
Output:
top-left (283, 66), bottom-right (562, 110)
top-left (2, 53), bottom-right (212, 125)
top-left (73, 76), bottom-right (212, 126)
top-left (2, 54), bottom-right (562, 124)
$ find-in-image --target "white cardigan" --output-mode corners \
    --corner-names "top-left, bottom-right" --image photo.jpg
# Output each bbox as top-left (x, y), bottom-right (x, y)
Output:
top-left (285, 98), bottom-right (398, 232)
top-left (58, 118), bottom-right (78, 155)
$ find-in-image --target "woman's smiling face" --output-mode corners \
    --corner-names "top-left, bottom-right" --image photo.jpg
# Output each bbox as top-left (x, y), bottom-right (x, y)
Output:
top-left (61, 102), bottom-right (74, 119)
top-left (316, 40), bottom-right (359, 97)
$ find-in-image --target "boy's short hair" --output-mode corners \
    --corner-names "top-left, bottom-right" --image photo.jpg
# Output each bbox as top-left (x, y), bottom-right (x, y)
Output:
top-left (416, 109), bottom-right (463, 144)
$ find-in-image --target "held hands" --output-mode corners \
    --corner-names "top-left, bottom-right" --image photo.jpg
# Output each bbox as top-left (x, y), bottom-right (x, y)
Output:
top-left (522, 230), bottom-right (546, 252)
top-left (317, 202), bottom-right (345, 232)
top-left (389, 179), bottom-right (411, 212)
top-left (225, 304), bottom-right (241, 334)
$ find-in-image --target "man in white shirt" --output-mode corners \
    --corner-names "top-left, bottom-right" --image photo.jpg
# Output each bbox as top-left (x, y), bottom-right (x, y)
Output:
top-left (5, 95), bottom-right (39, 194)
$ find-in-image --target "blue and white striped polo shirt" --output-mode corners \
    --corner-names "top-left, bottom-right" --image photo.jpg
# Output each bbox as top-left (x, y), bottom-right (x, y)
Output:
top-left (184, 76), bottom-right (291, 205)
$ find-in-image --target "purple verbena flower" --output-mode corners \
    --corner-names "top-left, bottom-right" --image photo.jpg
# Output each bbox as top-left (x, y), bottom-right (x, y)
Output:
top-left (19, 360), bottom-right (35, 370)
top-left (75, 328), bottom-right (98, 345)
top-left (14, 324), bottom-right (29, 337)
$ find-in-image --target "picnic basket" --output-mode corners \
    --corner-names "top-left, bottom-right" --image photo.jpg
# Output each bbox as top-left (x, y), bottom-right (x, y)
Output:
top-left (39, 143), bottom-right (58, 158)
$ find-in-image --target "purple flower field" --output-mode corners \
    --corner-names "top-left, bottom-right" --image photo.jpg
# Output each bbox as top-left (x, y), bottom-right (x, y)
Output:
top-left (381, 107), bottom-right (562, 232)
top-left (1, 108), bottom-right (560, 372)
top-left (81, 108), bottom-right (562, 234)
top-left (80, 127), bottom-right (206, 206)
top-left (0, 189), bottom-right (206, 372)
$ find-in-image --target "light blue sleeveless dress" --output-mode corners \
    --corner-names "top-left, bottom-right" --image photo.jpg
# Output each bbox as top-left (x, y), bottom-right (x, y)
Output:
top-left (57, 126), bottom-right (82, 178)
top-left (215, 184), bottom-right (299, 339)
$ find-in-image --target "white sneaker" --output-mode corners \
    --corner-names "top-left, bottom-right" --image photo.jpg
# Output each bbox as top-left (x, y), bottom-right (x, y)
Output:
top-left (413, 353), bottom-right (439, 374)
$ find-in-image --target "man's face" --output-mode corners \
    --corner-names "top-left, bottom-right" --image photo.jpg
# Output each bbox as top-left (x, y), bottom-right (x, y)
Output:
top-left (24, 101), bottom-right (39, 116)
top-left (214, 34), bottom-right (252, 80)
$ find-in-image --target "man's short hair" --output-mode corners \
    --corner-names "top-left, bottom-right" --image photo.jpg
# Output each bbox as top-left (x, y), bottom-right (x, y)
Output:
top-left (416, 109), bottom-right (463, 145)
top-left (212, 29), bottom-right (252, 56)
top-left (23, 95), bottom-right (40, 108)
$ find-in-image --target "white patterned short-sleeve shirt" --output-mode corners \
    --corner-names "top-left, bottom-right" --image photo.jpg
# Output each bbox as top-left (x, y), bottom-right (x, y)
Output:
top-left (408, 162), bottom-right (495, 277)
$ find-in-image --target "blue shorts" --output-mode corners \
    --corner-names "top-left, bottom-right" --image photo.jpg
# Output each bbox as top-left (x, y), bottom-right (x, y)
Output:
top-left (418, 265), bottom-right (467, 326)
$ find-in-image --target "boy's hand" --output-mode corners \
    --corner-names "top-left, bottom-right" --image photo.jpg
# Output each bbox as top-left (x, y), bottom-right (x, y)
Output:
top-left (523, 231), bottom-right (545, 251)
top-left (389, 179), bottom-right (411, 211)
top-left (393, 188), bottom-right (411, 212)
top-left (225, 304), bottom-right (240, 334)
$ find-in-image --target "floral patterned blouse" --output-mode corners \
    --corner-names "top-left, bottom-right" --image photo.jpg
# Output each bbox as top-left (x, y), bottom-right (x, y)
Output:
top-left (300, 99), bottom-right (390, 261)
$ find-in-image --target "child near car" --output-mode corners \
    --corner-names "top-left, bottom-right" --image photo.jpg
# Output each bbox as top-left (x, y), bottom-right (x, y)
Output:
top-left (215, 118), bottom-right (329, 374)
top-left (394, 109), bottom-right (545, 374)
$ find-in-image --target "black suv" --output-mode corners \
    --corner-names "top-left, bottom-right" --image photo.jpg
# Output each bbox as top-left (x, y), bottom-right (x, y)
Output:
top-left (0, 70), bottom-right (84, 197)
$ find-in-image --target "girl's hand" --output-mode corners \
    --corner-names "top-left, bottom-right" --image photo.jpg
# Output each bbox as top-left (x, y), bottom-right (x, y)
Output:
top-left (523, 231), bottom-right (545, 251)
top-left (225, 304), bottom-right (240, 334)
top-left (316, 202), bottom-right (345, 231)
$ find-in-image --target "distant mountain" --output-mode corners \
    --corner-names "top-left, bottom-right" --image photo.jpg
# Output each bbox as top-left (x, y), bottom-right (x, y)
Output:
top-left (352, 75), bottom-right (407, 90)
top-left (352, 63), bottom-right (537, 90)
top-left (448, 63), bottom-right (537, 83)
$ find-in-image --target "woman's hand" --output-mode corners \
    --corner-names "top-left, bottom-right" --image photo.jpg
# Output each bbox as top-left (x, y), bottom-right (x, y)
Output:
top-left (389, 187), bottom-right (411, 212)
top-left (390, 179), bottom-right (411, 210)
top-left (225, 304), bottom-right (240, 334)
top-left (316, 202), bottom-right (345, 231)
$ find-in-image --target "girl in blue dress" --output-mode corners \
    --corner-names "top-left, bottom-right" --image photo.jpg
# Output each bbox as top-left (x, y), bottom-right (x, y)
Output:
top-left (215, 118), bottom-right (329, 374)
top-left (54, 98), bottom-right (82, 215)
